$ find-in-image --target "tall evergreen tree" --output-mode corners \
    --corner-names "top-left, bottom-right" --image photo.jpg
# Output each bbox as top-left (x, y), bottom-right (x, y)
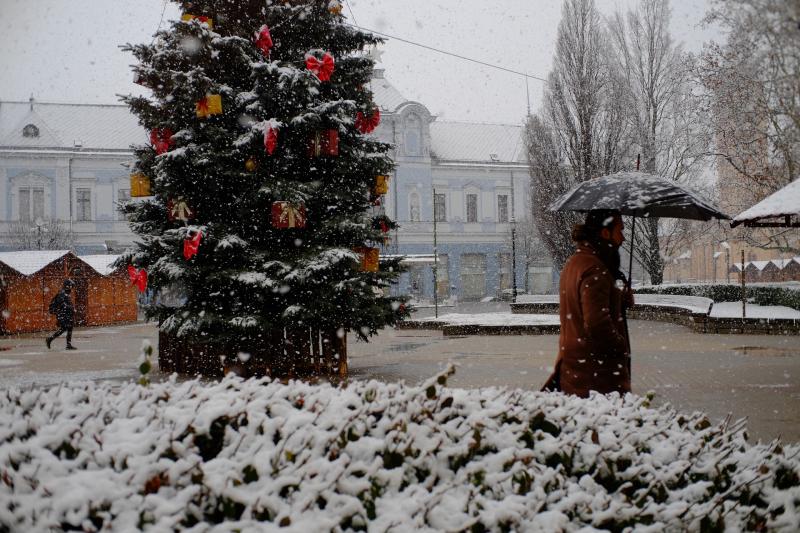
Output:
top-left (119, 0), bottom-right (407, 374)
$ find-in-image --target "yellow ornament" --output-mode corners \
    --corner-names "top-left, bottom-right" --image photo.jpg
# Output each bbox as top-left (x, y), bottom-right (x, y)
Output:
top-left (245, 157), bottom-right (258, 172)
top-left (181, 14), bottom-right (213, 28)
top-left (130, 173), bottom-right (152, 197)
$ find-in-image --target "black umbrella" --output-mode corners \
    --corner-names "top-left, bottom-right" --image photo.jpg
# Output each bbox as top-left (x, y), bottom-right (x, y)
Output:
top-left (550, 171), bottom-right (730, 221)
top-left (550, 171), bottom-right (730, 284)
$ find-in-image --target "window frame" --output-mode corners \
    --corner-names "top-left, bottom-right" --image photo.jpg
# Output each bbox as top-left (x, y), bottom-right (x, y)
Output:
top-left (497, 194), bottom-right (509, 223)
top-left (433, 192), bottom-right (447, 222)
top-left (466, 193), bottom-right (478, 223)
top-left (76, 187), bottom-right (92, 222)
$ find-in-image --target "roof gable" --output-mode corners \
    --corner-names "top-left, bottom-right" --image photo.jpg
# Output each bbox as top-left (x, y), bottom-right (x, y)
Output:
top-left (0, 250), bottom-right (71, 276)
top-left (0, 109), bottom-right (62, 147)
top-left (0, 101), bottom-right (146, 150)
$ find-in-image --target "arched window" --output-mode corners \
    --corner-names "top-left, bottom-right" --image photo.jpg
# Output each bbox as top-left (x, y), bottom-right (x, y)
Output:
top-left (409, 191), bottom-right (421, 222)
top-left (22, 124), bottom-right (40, 138)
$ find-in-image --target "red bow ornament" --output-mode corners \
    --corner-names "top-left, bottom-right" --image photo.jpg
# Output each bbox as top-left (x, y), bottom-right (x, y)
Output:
top-left (355, 108), bottom-right (380, 134)
top-left (305, 52), bottom-right (335, 82)
top-left (255, 25), bottom-right (273, 56)
top-left (265, 126), bottom-right (278, 155)
top-left (183, 231), bottom-right (202, 260)
top-left (150, 128), bottom-right (174, 155)
top-left (127, 265), bottom-right (148, 293)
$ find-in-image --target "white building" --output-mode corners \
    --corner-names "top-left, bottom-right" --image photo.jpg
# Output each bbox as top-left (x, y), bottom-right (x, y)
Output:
top-left (0, 74), bottom-right (550, 300)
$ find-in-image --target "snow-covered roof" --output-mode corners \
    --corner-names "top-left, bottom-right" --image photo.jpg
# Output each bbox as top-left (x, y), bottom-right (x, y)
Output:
top-left (369, 70), bottom-right (409, 112)
top-left (79, 255), bottom-right (121, 276)
top-left (0, 250), bottom-right (71, 276)
top-left (770, 258), bottom-right (800, 269)
top-left (732, 177), bottom-right (800, 225)
top-left (749, 260), bottom-right (770, 271)
top-left (0, 100), bottom-right (146, 150)
top-left (430, 121), bottom-right (525, 163)
top-left (0, 250), bottom-right (123, 277)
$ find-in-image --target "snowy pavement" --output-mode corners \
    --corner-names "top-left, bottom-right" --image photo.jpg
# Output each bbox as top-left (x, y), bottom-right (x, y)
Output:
top-left (0, 317), bottom-right (799, 443)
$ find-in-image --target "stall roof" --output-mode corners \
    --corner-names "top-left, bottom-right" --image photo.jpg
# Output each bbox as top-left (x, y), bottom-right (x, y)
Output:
top-left (0, 250), bottom-right (71, 276)
top-left (0, 251), bottom-right (121, 277)
top-left (732, 178), bottom-right (800, 227)
top-left (79, 255), bottom-right (121, 276)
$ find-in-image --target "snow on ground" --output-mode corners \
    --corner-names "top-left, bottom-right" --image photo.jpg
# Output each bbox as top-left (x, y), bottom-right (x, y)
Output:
top-left (417, 312), bottom-right (560, 326)
top-left (1, 368), bottom-right (799, 531)
top-left (710, 301), bottom-right (800, 319)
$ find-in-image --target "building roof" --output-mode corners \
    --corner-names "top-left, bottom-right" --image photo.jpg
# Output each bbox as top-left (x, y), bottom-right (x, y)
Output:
top-left (0, 100), bottom-right (146, 150)
top-left (370, 70), bottom-right (409, 112)
top-left (430, 121), bottom-right (525, 164)
top-left (1, 78), bottom-right (526, 164)
top-left (0, 250), bottom-right (71, 275)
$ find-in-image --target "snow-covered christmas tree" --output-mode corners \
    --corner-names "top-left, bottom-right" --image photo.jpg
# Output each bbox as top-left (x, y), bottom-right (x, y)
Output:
top-left (120, 0), bottom-right (408, 377)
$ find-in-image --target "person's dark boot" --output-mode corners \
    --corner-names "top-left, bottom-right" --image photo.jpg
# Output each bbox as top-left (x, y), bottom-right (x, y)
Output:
top-left (65, 344), bottom-right (77, 350)
top-left (46, 337), bottom-right (52, 349)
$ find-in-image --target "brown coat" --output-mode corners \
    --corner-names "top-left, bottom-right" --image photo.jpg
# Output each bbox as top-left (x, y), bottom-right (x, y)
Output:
top-left (543, 242), bottom-right (631, 397)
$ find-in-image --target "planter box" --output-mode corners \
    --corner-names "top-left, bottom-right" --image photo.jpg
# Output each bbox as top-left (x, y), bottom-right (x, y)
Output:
top-left (158, 327), bottom-right (348, 378)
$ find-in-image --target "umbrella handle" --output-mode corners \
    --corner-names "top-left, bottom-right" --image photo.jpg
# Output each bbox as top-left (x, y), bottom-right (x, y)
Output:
top-left (628, 215), bottom-right (636, 289)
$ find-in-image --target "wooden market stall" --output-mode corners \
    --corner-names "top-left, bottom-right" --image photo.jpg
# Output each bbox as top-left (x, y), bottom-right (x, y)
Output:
top-left (0, 251), bottom-right (137, 335)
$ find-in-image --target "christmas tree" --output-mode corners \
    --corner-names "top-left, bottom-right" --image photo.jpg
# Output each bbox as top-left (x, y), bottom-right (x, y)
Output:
top-left (120, 0), bottom-right (408, 377)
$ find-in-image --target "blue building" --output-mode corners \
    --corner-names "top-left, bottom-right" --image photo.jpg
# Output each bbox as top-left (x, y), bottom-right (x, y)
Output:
top-left (369, 70), bottom-right (537, 301)
top-left (0, 72), bottom-right (550, 301)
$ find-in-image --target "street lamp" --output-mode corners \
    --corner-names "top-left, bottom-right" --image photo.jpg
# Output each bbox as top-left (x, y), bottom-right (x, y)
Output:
top-left (720, 241), bottom-right (731, 283)
top-left (34, 217), bottom-right (47, 250)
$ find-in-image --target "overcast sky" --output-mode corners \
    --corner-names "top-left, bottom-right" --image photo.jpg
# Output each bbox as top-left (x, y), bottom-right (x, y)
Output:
top-left (0, 0), bottom-right (718, 124)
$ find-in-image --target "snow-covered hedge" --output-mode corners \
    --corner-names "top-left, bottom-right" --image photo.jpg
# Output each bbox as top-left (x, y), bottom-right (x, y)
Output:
top-left (637, 283), bottom-right (800, 310)
top-left (1, 369), bottom-right (799, 531)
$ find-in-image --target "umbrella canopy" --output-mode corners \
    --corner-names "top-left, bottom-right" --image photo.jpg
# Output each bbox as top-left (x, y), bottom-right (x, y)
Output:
top-left (550, 171), bottom-right (730, 221)
top-left (731, 177), bottom-right (800, 228)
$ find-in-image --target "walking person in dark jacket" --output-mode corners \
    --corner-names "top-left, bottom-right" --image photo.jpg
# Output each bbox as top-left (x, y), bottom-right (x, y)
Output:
top-left (46, 279), bottom-right (77, 350)
top-left (542, 210), bottom-right (634, 396)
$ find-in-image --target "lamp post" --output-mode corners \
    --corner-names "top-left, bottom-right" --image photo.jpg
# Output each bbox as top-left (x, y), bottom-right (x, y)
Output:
top-left (720, 241), bottom-right (731, 283)
top-left (432, 187), bottom-right (438, 319)
top-left (34, 217), bottom-right (47, 250)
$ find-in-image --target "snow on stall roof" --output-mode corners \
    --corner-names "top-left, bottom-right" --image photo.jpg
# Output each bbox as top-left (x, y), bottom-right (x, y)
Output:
top-left (430, 121), bottom-right (525, 163)
top-left (0, 100), bottom-right (146, 150)
top-left (79, 255), bottom-right (121, 276)
top-left (0, 250), bottom-right (70, 276)
top-left (732, 176), bottom-right (800, 223)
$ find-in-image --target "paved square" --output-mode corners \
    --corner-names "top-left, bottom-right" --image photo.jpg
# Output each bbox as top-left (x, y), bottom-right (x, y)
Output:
top-left (1, 318), bottom-right (798, 443)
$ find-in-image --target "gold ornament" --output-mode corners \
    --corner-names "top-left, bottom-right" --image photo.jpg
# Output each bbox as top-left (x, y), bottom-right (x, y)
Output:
top-left (245, 157), bottom-right (258, 172)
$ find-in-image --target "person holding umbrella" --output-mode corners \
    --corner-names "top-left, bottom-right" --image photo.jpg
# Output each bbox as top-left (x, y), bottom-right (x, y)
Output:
top-left (542, 209), bottom-right (633, 396)
top-left (543, 169), bottom-right (730, 396)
